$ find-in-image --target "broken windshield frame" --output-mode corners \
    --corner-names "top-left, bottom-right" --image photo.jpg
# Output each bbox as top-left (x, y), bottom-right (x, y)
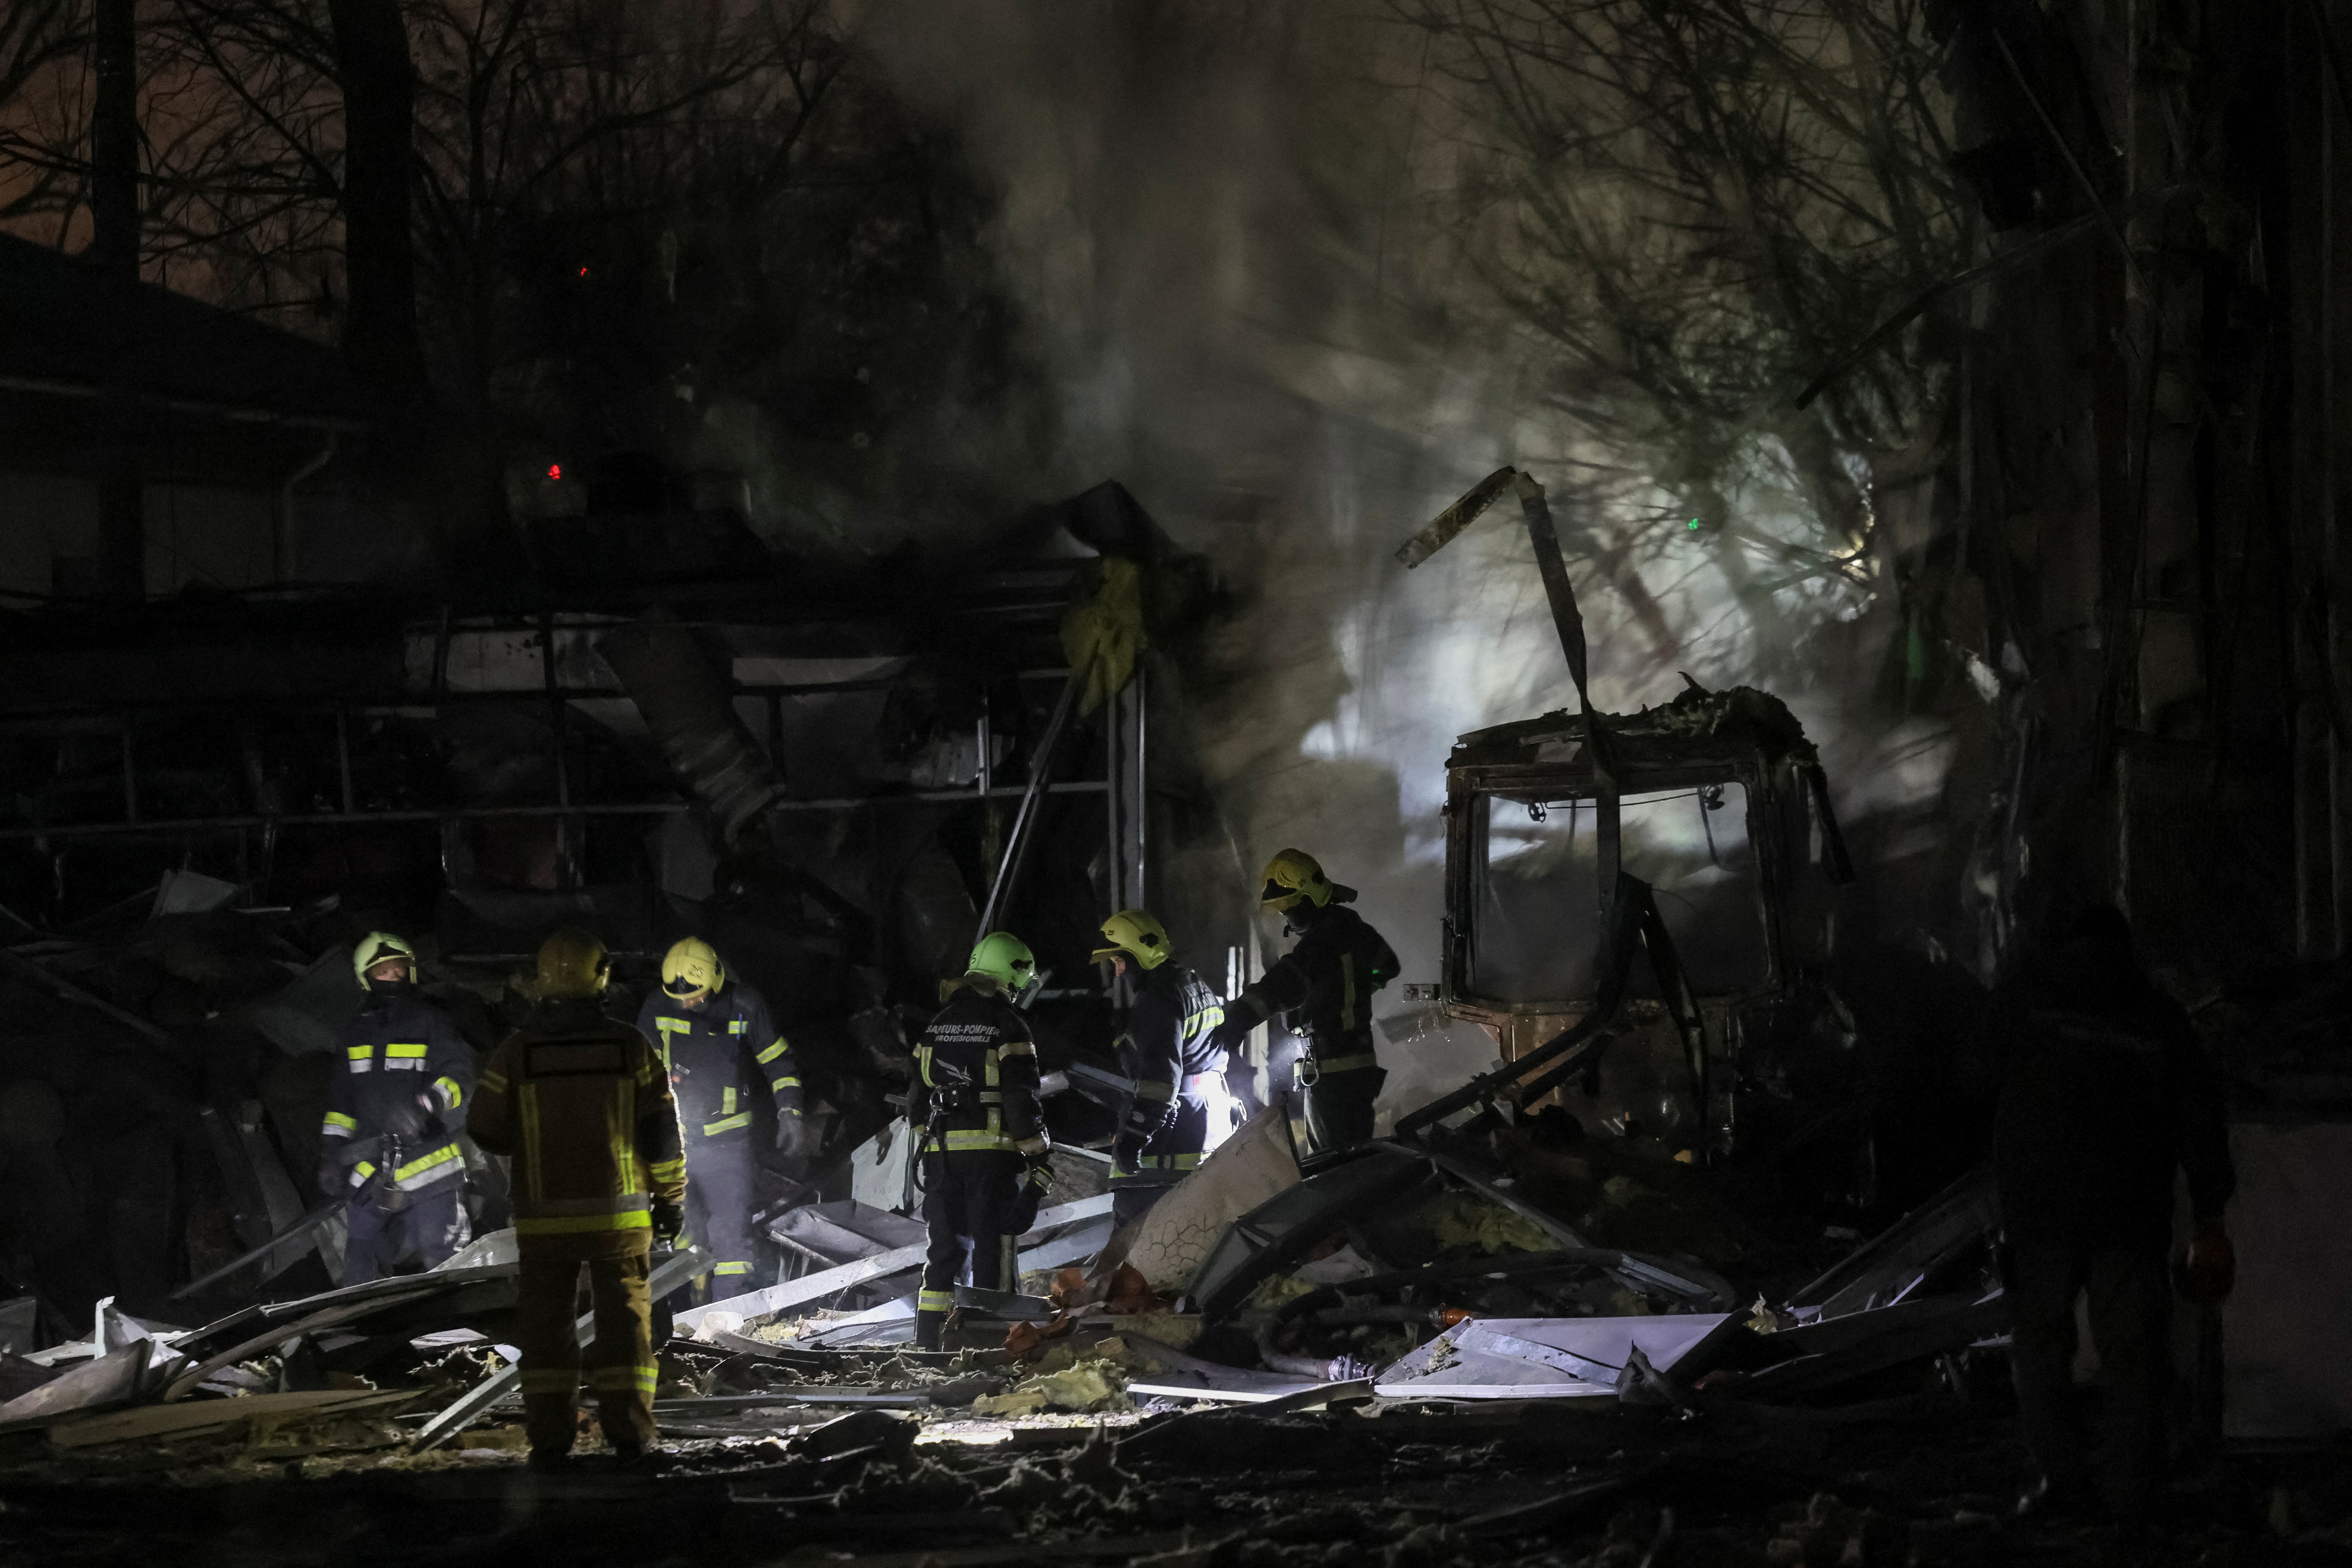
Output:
top-left (1446, 765), bottom-right (1784, 1015)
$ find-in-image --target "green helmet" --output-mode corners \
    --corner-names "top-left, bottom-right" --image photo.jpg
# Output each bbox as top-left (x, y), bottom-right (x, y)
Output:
top-left (966, 931), bottom-right (1036, 992)
top-left (353, 931), bottom-right (417, 985)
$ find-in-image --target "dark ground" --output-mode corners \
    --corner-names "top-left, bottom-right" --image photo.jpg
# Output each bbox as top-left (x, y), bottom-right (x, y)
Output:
top-left (3, 1392), bottom-right (2349, 1567)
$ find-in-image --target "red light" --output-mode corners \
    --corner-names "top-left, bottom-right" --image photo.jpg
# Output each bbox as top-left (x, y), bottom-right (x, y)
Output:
top-left (547, 463), bottom-right (561, 481)
top-left (577, 267), bottom-right (588, 278)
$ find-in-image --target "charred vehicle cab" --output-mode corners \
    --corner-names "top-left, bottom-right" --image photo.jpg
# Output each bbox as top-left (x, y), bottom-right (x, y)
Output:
top-left (1426, 683), bottom-right (1855, 1156)
top-left (1388, 469), bottom-right (1856, 1158)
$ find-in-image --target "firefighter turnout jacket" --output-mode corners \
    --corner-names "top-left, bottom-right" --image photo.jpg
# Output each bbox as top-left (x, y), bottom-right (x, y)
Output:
top-left (635, 982), bottom-right (801, 1144)
top-left (467, 997), bottom-right (687, 1245)
top-left (908, 983), bottom-right (1046, 1158)
top-left (1230, 904), bottom-right (1399, 1076)
top-left (1115, 965), bottom-right (1227, 1185)
top-left (321, 988), bottom-right (474, 1200)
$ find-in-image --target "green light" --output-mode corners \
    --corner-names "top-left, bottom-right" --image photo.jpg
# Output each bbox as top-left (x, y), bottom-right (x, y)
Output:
top-left (1688, 518), bottom-right (1701, 529)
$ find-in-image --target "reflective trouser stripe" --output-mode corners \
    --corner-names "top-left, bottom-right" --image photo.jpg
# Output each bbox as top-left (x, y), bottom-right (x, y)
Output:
top-left (714, 1260), bottom-right (751, 1276)
top-left (589, 1365), bottom-right (659, 1394)
top-left (515, 1211), bottom-right (653, 1235)
top-left (917, 1289), bottom-right (953, 1313)
top-left (702, 1112), bottom-right (751, 1136)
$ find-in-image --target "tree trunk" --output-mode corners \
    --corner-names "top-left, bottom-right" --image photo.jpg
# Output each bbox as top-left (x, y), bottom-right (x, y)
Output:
top-left (329, 0), bottom-right (428, 403)
top-left (92, 0), bottom-right (142, 599)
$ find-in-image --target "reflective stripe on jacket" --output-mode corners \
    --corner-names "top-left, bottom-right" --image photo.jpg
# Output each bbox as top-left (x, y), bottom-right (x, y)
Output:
top-left (907, 982), bottom-right (1044, 1157)
top-left (322, 990), bottom-right (474, 1194)
top-left (466, 998), bottom-right (686, 1239)
top-left (1117, 965), bottom-right (1227, 1158)
top-left (635, 981), bottom-right (800, 1145)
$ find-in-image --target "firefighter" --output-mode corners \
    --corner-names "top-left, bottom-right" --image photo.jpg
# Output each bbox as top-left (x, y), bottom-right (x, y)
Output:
top-left (317, 932), bottom-right (474, 1281)
top-left (1096, 908), bottom-right (1234, 1229)
top-left (1206, 849), bottom-right (1399, 1153)
top-left (1995, 904), bottom-right (2235, 1521)
top-left (909, 932), bottom-right (1050, 1351)
top-left (468, 926), bottom-right (687, 1468)
top-left (636, 936), bottom-right (805, 1293)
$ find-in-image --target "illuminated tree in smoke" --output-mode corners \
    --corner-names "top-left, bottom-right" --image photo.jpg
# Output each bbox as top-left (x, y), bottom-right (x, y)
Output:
top-left (1392, 0), bottom-right (1969, 680)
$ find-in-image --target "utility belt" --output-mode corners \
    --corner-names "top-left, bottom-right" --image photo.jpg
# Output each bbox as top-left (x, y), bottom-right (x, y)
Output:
top-left (1292, 1040), bottom-right (1379, 1088)
top-left (927, 1085), bottom-right (1004, 1115)
top-left (346, 1136), bottom-right (466, 1209)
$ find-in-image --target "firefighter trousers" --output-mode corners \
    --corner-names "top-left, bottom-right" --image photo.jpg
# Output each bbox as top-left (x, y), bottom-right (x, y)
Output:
top-left (684, 1136), bottom-right (758, 1291)
top-left (916, 1148), bottom-right (1022, 1350)
top-left (341, 1183), bottom-right (468, 1284)
top-left (1300, 1062), bottom-right (1385, 1154)
top-left (515, 1235), bottom-right (658, 1456)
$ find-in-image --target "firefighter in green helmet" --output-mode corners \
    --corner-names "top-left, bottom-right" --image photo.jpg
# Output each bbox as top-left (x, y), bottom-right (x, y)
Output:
top-left (906, 932), bottom-right (1050, 1351)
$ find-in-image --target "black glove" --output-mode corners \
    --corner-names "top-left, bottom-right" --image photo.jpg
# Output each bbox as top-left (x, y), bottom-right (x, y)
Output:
top-left (1205, 1016), bottom-right (1254, 1059)
top-left (775, 1112), bottom-right (813, 1156)
top-left (1023, 1151), bottom-right (1056, 1196)
top-left (1111, 1133), bottom-right (1144, 1176)
top-left (381, 1094), bottom-right (429, 1141)
top-left (651, 1197), bottom-right (684, 1243)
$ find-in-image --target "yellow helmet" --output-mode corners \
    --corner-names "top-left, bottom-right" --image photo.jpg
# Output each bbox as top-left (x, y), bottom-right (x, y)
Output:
top-left (352, 931), bottom-right (416, 985)
top-left (661, 936), bottom-right (724, 1000)
top-left (534, 926), bottom-right (610, 998)
top-left (1259, 848), bottom-right (1337, 912)
top-left (1093, 908), bottom-right (1172, 971)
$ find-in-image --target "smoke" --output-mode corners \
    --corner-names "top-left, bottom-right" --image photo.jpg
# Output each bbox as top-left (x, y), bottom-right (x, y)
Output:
top-left (855, 1), bottom-right (1944, 1112)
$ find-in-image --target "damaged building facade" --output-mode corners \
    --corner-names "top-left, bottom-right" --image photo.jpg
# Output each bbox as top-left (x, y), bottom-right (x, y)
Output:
top-left (0, 0), bottom-right (2350, 1563)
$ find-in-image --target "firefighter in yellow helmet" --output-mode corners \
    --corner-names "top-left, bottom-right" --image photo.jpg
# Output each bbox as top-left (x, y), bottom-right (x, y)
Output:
top-left (906, 932), bottom-right (1048, 1351)
top-left (317, 932), bottom-right (475, 1279)
top-left (467, 927), bottom-right (686, 1468)
top-left (1207, 850), bottom-right (1398, 1153)
top-left (635, 936), bottom-right (805, 1292)
top-left (1095, 909), bottom-right (1236, 1228)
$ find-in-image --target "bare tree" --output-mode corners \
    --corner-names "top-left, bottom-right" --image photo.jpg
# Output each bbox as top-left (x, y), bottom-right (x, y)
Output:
top-left (1389, 0), bottom-right (1969, 677)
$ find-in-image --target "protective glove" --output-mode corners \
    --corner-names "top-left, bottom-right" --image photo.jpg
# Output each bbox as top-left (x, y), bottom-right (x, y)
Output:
top-left (1023, 1151), bottom-right (1056, 1197)
top-left (2177, 1223), bottom-right (2236, 1304)
top-left (316, 1157), bottom-right (345, 1199)
top-left (775, 1112), bottom-right (813, 1157)
top-left (1111, 1132), bottom-right (1145, 1176)
top-left (1204, 1015), bottom-right (1254, 1060)
top-left (381, 1094), bottom-right (428, 1141)
top-left (650, 1196), bottom-right (685, 1244)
